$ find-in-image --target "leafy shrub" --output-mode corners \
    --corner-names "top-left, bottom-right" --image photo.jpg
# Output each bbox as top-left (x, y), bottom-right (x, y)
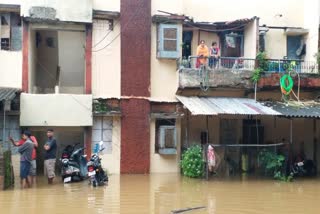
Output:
top-left (259, 149), bottom-right (292, 182)
top-left (251, 52), bottom-right (268, 83)
top-left (181, 145), bottom-right (204, 178)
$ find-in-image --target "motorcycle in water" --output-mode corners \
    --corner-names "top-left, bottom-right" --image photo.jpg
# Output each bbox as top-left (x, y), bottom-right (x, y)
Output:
top-left (87, 142), bottom-right (108, 187)
top-left (290, 159), bottom-right (317, 177)
top-left (60, 143), bottom-right (88, 183)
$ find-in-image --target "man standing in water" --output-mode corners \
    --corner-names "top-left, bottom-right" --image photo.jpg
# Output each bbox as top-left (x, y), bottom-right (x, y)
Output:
top-left (44, 129), bottom-right (57, 184)
top-left (17, 130), bottom-right (34, 189)
top-left (10, 131), bottom-right (38, 186)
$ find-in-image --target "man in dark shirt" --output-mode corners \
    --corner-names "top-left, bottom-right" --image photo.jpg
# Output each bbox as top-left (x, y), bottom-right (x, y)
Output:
top-left (44, 129), bottom-right (57, 184)
top-left (18, 130), bottom-right (34, 189)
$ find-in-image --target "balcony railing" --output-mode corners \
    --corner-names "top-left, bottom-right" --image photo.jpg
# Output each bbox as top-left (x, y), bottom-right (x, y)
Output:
top-left (179, 56), bottom-right (255, 71)
top-left (265, 59), bottom-right (318, 74)
top-left (178, 56), bottom-right (319, 73)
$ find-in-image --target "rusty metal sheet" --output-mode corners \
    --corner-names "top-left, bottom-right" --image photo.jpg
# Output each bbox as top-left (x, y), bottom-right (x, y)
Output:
top-left (176, 96), bottom-right (281, 116)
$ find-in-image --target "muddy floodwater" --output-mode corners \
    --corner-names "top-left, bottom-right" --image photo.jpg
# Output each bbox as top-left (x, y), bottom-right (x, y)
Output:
top-left (1, 174), bottom-right (320, 214)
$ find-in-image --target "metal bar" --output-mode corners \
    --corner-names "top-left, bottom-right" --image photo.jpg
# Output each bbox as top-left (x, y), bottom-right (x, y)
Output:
top-left (2, 101), bottom-right (5, 148)
top-left (290, 119), bottom-right (293, 144)
top-left (210, 143), bottom-right (287, 147)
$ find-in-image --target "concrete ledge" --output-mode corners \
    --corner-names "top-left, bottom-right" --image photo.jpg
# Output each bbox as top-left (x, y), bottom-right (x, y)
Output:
top-left (179, 68), bottom-right (254, 89)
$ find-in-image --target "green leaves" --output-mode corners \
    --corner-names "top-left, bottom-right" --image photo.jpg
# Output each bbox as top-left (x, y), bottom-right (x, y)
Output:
top-left (181, 145), bottom-right (205, 178)
top-left (251, 51), bottom-right (268, 83)
top-left (251, 68), bottom-right (262, 83)
top-left (259, 149), bottom-right (292, 182)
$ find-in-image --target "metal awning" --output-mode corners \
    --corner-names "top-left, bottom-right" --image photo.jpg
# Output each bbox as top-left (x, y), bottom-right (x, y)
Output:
top-left (0, 87), bottom-right (20, 101)
top-left (268, 102), bottom-right (320, 118)
top-left (176, 96), bottom-right (281, 116)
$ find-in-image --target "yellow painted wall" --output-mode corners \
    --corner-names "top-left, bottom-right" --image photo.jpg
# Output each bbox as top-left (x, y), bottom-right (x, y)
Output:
top-left (151, 0), bottom-right (183, 15)
top-left (0, 51), bottom-right (22, 88)
top-left (150, 118), bottom-right (181, 173)
top-left (265, 29), bottom-right (287, 59)
top-left (21, 0), bottom-right (92, 23)
top-left (92, 19), bottom-right (121, 99)
top-left (181, 115), bottom-right (319, 171)
top-left (191, 31), bottom-right (220, 56)
top-left (150, 24), bottom-right (181, 102)
top-left (182, 0), bottom-right (304, 25)
top-left (100, 117), bottom-right (121, 174)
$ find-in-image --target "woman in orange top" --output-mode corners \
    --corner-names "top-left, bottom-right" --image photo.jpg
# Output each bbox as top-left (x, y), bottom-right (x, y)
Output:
top-left (196, 40), bottom-right (209, 68)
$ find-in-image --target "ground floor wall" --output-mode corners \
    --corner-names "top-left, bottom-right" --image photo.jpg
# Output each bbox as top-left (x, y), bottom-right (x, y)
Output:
top-left (181, 114), bottom-right (320, 173)
top-left (98, 117), bottom-right (121, 175)
top-left (150, 118), bottom-right (181, 173)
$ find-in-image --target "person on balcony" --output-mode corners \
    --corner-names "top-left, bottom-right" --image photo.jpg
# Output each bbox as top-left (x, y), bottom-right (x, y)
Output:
top-left (209, 42), bottom-right (220, 69)
top-left (196, 40), bottom-right (209, 68)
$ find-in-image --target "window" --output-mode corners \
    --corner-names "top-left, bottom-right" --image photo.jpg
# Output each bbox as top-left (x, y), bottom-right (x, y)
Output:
top-left (92, 117), bottom-right (113, 154)
top-left (0, 13), bottom-right (21, 51)
top-left (155, 119), bottom-right (177, 155)
top-left (157, 24), bottom-right (180, 59)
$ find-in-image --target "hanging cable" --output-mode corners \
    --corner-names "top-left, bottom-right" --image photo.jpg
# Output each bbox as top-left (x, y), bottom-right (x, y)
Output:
top-left (92, 1), bottom-right (146, 52)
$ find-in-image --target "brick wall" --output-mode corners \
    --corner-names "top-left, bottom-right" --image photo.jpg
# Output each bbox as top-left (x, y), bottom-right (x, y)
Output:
top-left (120, 0), bottom-right (151, 173)
top-left (120, 99), bottom-right (150, 173)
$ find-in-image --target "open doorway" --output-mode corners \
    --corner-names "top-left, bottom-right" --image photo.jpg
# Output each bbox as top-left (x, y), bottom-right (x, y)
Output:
top-left (30, 29), bottom-right (86, 94)
top-left (220, 32), bottom-right (244, 57)
top-left (182, 31), bottom-right (193, 58)
top-left (29, 127), bottom-right (85, 175)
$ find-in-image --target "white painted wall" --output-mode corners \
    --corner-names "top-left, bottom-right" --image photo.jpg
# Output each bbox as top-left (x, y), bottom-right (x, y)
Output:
top-left (93, 0), bottom-right (120, 12)
top-left (21, 0), bottom-right (92, 23)
top-left (58, 31), bottom-right (86, 94)
top-left (0, 51), bottom-right (22, 88)
top-left (150, 118), bottom-right (181, 173)
top-left (92, 19), bottom-right (121, 98)
top-left (0, 0), bottom-right (21, 4)
top-left (244, 19), bottom-right (258, 58)
top-left (20, 93), bottom-right (93, 126)
top-left (100, 117), bottom-right (121, 174)
top-left (303, 0), bottom-right (320, 61)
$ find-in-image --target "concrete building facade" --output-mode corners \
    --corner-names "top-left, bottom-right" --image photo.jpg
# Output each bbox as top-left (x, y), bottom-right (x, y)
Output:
top-left (0, 0), bottom-right (320, 175)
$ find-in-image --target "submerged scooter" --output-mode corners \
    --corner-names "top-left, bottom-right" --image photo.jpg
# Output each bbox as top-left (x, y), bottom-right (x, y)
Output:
top-left (60, 143), bottom-right (88, 183)
top-left (87, 142), bottom-right (108, 187)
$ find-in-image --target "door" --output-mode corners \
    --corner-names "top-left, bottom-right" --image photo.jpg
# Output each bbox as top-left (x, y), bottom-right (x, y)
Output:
top-left (182, 31), bottom-right (192, 58)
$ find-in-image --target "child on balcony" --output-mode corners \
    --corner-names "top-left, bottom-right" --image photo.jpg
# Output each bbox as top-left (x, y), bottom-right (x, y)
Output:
top-left (209, 42), bottom-right (219, 69)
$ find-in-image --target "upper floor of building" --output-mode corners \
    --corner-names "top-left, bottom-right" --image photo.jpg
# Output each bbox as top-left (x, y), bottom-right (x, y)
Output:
top-left (0, 0), bottom-right (319, 102)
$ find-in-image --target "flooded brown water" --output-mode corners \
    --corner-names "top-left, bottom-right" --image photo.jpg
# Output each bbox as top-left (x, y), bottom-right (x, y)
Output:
top-left (1, 174), bottom-right (320, 214)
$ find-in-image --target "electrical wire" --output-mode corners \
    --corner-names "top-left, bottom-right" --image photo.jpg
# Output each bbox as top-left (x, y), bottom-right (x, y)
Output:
top-left (92, 1), bottom-right (146, 52)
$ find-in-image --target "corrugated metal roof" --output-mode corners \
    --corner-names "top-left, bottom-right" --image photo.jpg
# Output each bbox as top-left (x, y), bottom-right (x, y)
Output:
top-left (190, 17), bottom-right (256, 28)
top-left (0, 87), bottom-right (20, 101)
top-left (176, 96), bottom-right (281, 116)
top-left (267, 101), bottom-right (320, 118)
